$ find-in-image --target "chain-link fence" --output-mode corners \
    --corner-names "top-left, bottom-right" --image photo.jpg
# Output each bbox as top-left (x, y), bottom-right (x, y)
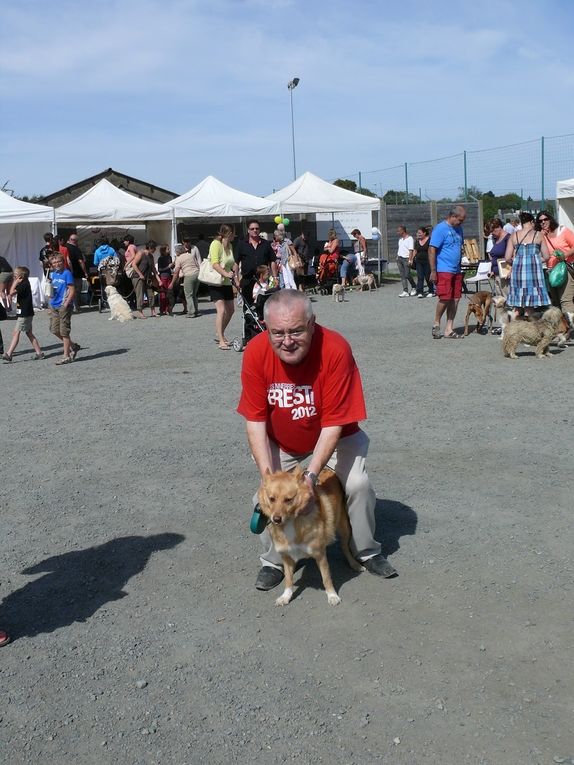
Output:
top-left (335, 132), bottom-right (574, 206)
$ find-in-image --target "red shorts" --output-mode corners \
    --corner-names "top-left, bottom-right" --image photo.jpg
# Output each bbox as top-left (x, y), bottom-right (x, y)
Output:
top-left (436, 272), bottom-right (463, 301)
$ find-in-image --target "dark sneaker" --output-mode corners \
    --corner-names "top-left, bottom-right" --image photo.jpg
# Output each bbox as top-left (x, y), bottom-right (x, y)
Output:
top-left (70, 343), bottom-right (81, 360)
top-left (255, 566), bottom-right (284, 591)
top-left (363, 554), bottom-right (397, 578)
top-left (2, 352), bottom-right (12, 363)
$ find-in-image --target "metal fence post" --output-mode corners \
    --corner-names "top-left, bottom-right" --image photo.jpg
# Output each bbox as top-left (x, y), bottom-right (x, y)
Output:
top-left (541, 136), bottom-right (545, 209)
top-left (404, 163), bottom-right (409, 203)
top-left (463, 150), bottom-right (468, 201)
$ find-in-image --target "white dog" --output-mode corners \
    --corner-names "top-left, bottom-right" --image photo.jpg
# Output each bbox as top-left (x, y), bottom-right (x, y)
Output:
top-left (352, 274), bottom-right (377, 292)
top-left (332, 283), bottom-right (345, 302)
top-left (105, 285), bottom-right (134, 322)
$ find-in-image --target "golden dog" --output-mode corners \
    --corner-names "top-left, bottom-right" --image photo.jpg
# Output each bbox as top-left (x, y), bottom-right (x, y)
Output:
top-left (502, 306), bottom-right (569, 359)
top-left (258, 467), bottom-right (364, 606)
top-left (464, 291), bottom-right (492, 335)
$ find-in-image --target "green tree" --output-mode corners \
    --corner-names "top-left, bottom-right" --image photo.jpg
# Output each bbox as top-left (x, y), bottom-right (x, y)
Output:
top-left (382, 189), bottom-right (422, 204)
top-left (334, 178), bottom-right (377, 197)
top-left (334, 178), bottom-right (357, 192)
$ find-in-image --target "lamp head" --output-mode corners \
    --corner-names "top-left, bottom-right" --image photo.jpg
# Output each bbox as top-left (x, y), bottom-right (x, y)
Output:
top-left (287, 77), bottom-right (300, 90)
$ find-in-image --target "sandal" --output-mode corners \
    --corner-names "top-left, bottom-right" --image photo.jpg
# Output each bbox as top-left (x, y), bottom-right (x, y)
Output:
top-left (444, 331), bottom-right (463, 339)
top-left (55, 356), bottom-right (73, 365)
top-left (0, 630), bottom-right (10, 647)
top-left (431, 326), bottom-right (442, 340)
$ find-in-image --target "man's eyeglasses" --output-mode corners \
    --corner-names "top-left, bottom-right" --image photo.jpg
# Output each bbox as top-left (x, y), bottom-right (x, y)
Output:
top-left (269, 324), bottom-right (309, 341)
top-left (249, 227), bottom-right (260, 232)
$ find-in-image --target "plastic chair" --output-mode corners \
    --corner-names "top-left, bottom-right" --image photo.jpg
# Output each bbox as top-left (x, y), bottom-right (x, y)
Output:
top-left (464, 261), bottom-right (493, 292)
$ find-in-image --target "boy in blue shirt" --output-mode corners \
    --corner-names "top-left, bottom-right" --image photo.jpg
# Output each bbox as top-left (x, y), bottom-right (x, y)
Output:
top-left (49, 254), bottom-right (81, 365)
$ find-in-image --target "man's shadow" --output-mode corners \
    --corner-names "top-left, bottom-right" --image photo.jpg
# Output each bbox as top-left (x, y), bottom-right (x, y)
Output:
top-left (374, 498), bottom-right (417, 557)
top-left (293, 499), bottom-right (417, 597)
top-left (0, 533), bottom-right (184, 642)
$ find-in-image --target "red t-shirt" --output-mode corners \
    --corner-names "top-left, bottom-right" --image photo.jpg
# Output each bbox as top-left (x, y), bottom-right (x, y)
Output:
top-left (237, 324), bottom-right (366, 454)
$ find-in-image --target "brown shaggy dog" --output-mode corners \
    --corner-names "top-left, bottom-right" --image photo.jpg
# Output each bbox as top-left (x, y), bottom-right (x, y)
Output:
top-left (464, 291), bottom-right (492, 335)
top-left (258, 467), bottom-right (364, 606)
top-left (502, 306), bottom-right (569, 359)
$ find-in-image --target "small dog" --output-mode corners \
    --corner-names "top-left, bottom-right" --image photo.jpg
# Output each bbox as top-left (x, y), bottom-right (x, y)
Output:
top-left (105, 285), bottom-right (134, 322)
top-left (464, 291), bottom-right (492, 335)
top-left (492, 296), bottom-right (512, 337)
top-left (258, 467), bottom-right (364, 606)
top-left (502, 306), bottom-right (569, 359)
top-left (352, 274), bottom-right (377, 292)
top-left (332, 283), bottom-right (345, 302)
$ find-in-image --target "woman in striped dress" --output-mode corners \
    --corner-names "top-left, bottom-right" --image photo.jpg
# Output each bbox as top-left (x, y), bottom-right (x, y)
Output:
top-left (504, 212), bottom-right (550, 316)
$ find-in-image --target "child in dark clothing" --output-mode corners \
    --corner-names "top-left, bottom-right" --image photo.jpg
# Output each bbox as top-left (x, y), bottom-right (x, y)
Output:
top-left (2, 266), bottom-right (44, 362)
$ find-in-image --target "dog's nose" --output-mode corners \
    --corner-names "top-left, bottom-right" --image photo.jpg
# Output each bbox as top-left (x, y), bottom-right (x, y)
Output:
top-left (272, 516), bottom-right (283, 525)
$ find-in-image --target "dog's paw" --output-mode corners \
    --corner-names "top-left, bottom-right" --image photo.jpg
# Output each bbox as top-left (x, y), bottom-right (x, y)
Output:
top-left (327, 592), bottom-right (341, 606)
top-left (275, 589), bottom-right (293, 607)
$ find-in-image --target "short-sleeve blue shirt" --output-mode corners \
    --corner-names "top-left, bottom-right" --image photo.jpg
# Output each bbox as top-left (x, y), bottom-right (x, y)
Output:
top-left (49, 268), bottom-right (74, 308)
top-left (430, 220), bottom-right (464, 274)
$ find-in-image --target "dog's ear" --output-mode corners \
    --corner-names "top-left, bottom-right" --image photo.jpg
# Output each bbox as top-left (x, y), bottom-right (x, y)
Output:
top-left (293, 465), bottom-right (303, 479)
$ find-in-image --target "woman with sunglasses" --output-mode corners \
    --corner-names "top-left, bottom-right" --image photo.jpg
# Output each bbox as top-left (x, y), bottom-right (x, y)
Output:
top-left (504, 212), bottom-right (550, 317)
top-left (488, 219), bottom-right (511, 296)
top-left (536, 211), bottom-right (574, 315)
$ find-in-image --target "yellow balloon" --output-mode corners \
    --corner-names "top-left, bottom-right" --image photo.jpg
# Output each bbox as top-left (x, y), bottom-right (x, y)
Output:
top-left (274, 216), bottom-right (282, 224)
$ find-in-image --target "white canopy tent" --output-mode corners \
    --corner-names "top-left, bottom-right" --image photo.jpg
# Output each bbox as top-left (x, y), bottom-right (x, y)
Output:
top-left (0, 190), bottom-right (55, 278)
top-left (167, 175), bottom-right (280, 218)
top-left (55, 178), bottom-right (173, 222)
top-left (266, 171), bottom-right (380, 213)
top-left (267, 172), bottom-right (383, 276)
top-left (556, 178), bottom-right (574, 229)
top-left (55, 178), bottom-right (175, 254)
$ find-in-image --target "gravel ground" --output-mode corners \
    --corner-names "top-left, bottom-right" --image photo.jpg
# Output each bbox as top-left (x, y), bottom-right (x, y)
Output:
top-left (1, 285), bottom-right (573, 765)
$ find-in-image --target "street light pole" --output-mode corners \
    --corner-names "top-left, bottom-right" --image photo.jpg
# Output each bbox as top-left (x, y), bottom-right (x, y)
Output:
top-left (287, 77), bottom-right (300, 180)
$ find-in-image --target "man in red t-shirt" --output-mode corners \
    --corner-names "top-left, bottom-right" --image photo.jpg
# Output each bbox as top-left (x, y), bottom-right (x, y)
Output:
top-left (237, 289), bottom-right (397, 591)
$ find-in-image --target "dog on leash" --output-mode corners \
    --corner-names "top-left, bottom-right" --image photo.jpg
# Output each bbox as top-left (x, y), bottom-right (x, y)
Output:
top-left (464, 291), bottom-right (492, 335)
top-left (105, 285), bottom-right (134, 322)
top-left (332, 283), bottom-right (345, 302)
top-left (352, 274), bottom-right (377, 292)
top-left (258, 467), bottom-right (364, 606)
top-left (502, 306), bottom-right (569, 359)
top-left (492, 296), bottom-right (512, 337)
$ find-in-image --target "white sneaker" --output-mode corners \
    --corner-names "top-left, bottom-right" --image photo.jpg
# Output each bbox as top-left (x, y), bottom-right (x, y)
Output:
top-left (409, 289), bottom-right (417, 296)
top-left (417, 293), bottom-right (425, 299)
top-left (398, 291), bottom-right (409, 298)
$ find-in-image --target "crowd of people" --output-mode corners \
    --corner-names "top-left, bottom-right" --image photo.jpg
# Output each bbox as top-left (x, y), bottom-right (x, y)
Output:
top-left (385, 206), bottom-right (574, 340)
top-left (0, 220), bottom-right (372, 362)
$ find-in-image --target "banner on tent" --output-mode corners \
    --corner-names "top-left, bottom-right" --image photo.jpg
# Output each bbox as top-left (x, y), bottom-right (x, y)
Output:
top-left (316, 211), bottom-right (372, 242)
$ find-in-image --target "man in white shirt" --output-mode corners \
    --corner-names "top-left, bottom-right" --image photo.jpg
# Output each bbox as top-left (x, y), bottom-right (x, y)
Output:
top-left (396, 226), bottom-right (416, 297)
top-left (503, 219), bottom-right (515, 235)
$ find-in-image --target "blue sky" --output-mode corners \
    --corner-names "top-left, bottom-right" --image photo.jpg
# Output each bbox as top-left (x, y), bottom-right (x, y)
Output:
top-left (1, 0), bottom-right (574, 199)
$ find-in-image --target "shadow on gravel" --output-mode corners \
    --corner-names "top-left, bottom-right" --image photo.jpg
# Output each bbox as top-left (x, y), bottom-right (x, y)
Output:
top-left (72, 348), bottom-right (129, 363)
top-left (374, 499), bottom-right (418, 557)
top-left (0, 533), bottom-right (185, 642)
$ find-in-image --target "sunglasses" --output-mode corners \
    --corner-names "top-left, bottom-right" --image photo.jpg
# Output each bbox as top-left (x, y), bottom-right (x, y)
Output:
top-left (538, 218), bottom-right (549, 223)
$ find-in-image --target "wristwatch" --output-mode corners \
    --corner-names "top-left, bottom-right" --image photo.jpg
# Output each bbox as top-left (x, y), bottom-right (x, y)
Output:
top-left (303, 470), bottom-right (318, 487)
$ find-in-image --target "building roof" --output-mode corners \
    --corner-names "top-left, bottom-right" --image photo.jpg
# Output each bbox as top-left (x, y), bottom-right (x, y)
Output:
top-left (40, 168), bottom-right (180, 206)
